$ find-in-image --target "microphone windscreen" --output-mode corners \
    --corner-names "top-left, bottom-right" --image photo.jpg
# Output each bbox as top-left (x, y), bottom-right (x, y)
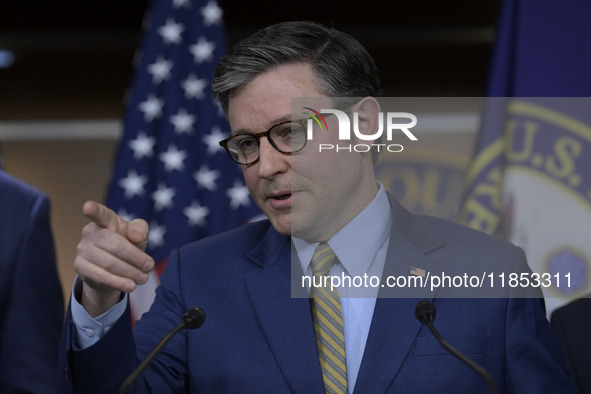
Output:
top-left (415, 300), bottom-right (436, 324)
top-left (183, 307), bottom-right (206, 329)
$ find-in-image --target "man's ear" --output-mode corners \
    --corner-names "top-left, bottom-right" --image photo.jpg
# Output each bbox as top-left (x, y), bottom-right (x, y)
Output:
top-left (350, 96), bottom-right (381, 144)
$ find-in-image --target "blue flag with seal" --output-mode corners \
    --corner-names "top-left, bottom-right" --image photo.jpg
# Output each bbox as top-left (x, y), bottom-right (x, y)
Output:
top-left (106, 0), bottom-right (261, 322)
top-left (460, 0), bottom-right (591, 314)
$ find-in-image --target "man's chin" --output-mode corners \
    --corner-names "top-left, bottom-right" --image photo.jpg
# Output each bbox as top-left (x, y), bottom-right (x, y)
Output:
top-left (268, 216), bottom-right (291, 236)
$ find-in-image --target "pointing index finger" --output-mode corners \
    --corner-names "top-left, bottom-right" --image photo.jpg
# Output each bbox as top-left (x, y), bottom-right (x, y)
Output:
top-left (83, 201), bottom-right (127, 235)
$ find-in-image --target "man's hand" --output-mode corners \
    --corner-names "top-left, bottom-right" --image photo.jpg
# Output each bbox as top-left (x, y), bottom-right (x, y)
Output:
top-left (74, 201), bottom-right (154, 317)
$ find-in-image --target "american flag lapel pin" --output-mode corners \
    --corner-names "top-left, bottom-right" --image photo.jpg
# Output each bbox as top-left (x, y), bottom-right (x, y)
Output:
top-left (410, 266), bottom-right (426, 277)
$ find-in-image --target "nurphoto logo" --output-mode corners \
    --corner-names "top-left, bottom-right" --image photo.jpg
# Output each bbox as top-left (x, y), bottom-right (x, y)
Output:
top-left (303, 107), bottom-right (418, 153)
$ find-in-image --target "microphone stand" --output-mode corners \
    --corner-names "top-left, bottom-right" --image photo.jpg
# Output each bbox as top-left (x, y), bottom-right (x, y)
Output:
top-left (119, 307), bottom-right (205, 394)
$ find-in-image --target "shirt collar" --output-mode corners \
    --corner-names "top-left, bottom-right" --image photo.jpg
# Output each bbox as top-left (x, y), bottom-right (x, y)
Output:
top-left (293, 182), bottom-right (392, 277)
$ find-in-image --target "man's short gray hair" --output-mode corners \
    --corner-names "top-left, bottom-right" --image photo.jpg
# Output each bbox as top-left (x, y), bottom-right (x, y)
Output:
top-left (212, 21), bottom-right (382, 162)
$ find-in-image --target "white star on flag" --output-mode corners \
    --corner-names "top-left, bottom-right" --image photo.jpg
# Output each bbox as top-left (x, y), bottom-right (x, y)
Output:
top-left (170, 108), bottom-right (196, 134)
top-left (119, 170), bottom-right (148, 198)
top-left (172, 0), bottom-right (192, 9)
top-left (194, 165), bottom-right (220, 191)
top-left (138, 94), bottom-right (163, 121)
top-left (190, 37), bottom-right (215, 64)
top-left (184, 200), bottom-right (210, 227)
top-left (147, 57), bottom-right (173, 84)
top-left (227, 180), bottom-right (251, 209)
top-left (182, 74), bottom-right (207, 99)
top-left (152, 183), bottom-right (176, 211)
top-left (158, 19), bottom-right (185, 45)
top-left (159, 145), bottom-right (187, 172)
top-left (202, 126), bottom-right (226, 155)
top-left (148, 221), bottom-right (166, 249)
top-left (201, 1), bottom-right (223, 27)
top-left (128, 132), bottom-right (156, 160)
top-left (214, 100), bottom-right (225, 117)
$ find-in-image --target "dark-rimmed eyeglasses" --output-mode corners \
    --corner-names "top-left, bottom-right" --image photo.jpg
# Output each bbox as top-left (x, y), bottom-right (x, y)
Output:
top-left (219, 119), bottom-right (308, 165)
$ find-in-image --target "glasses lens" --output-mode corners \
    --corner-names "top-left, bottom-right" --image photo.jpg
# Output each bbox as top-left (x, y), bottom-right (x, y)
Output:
top-left (227, 134), bottom-right (259, 164)
top-left (270, 122), bottom-right (307, 153)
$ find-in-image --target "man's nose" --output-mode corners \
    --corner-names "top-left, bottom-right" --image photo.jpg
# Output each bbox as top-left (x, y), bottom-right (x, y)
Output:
top-left (256, 137), bottom-right (289, 178)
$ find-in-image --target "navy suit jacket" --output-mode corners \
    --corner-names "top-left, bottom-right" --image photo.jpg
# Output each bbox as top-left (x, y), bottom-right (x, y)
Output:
top-left (60, 198), bottom-right (577, 393)
top-left (0, 170), bottom-right (64, 393)
top-left (551, 296), bottom-right (591, 394)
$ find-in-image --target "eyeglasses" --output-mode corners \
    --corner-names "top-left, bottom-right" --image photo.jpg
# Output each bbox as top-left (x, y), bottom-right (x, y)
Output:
top-left (219, 119), bottom-right (308, 165)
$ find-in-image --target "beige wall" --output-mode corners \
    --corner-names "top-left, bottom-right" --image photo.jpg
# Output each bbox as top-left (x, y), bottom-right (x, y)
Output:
top-left (2, 139), bottom-right (118, 308)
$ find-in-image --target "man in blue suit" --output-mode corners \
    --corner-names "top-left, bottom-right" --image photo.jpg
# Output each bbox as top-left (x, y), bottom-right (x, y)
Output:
top-left (0, 169), bottom-right (64, 392)
top-left (60, 21), bottom-right (577, 393)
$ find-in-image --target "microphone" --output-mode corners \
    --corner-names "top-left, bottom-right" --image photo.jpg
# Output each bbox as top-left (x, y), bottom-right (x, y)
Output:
top-left (415, 300), bottom-right (498, 394)
top-left (119, 307), bottom-right (206, 394)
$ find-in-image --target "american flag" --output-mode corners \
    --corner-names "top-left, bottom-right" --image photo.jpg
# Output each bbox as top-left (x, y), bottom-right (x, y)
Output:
top-left (106, 0), bottom-right (261, 322)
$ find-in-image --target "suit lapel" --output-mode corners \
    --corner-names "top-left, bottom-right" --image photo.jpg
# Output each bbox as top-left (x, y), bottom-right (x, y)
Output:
top-left (241, 197), bottom-right (446, 393)
top-left (243, 226), bottom-right (324, 393)
top-left (354, 197), bottom-right (444, 393)
top-left (354, 297), bottom-right (424, 393)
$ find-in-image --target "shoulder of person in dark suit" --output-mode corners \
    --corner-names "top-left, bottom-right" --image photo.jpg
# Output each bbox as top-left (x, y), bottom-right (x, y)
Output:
top-left (0, 169), bottom-right (65, 393)
top-left (551, 295), bottom-right (591, 394)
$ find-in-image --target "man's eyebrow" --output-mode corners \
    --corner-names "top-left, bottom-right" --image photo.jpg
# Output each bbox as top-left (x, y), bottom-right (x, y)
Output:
top-left (231, 114), bottom-right (292, 135)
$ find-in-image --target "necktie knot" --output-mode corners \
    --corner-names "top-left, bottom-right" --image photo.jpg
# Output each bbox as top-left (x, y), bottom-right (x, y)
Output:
top-left (311, 242), bottom-right (337, 276)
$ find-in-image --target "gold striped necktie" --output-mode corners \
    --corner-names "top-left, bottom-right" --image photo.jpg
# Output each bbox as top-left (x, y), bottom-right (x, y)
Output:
top-left (310, 242), bottom-right (348, 394)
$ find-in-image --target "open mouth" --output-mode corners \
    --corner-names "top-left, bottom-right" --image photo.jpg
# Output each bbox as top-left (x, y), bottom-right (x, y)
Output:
top-left (273, 193), bottom-right (291, 200)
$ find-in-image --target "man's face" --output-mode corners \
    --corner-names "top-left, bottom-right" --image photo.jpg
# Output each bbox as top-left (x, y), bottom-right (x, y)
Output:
top-left (227, 62), bottom-right (377, 241)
